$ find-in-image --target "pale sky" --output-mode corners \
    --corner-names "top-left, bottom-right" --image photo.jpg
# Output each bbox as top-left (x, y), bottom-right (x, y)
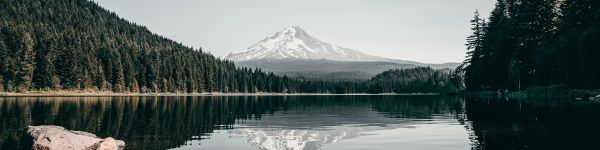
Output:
top-left (94, 0), bottom-right (495, 63)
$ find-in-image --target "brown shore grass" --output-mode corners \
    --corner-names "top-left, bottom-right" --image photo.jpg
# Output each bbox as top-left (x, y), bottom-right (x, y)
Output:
top-left (0, 90), bottom-right (425, 97)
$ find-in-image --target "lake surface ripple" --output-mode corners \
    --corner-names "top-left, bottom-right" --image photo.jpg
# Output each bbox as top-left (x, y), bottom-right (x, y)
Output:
top-left (1, 95), bottom-right (599, 150)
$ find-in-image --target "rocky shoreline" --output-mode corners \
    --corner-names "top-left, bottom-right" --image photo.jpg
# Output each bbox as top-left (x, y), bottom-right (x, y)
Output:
top-left (26, 126), bottom-right (124, 150)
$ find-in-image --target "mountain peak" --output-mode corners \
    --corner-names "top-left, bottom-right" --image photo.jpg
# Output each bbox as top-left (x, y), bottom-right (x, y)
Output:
top-left (280, 26), bottom-right (306, 36)
top-left (270, 26), bottom-right (308, 41)
top-left (226, 26), bottom-right (387, 62)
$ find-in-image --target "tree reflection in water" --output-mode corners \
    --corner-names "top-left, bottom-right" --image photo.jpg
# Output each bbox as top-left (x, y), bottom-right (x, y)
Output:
top-left (465, 97), bottom-right (600, 150)
top-left (0, 96), bottom-right (599, 150)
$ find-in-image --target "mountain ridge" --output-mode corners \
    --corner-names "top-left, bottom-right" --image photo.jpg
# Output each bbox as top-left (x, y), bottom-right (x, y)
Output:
top-left (226, 26), bottom-right (391, 62)
top-left (226, 26), bottom-right (459, 80)
top-left (226, 26), bottom-right (459, 68)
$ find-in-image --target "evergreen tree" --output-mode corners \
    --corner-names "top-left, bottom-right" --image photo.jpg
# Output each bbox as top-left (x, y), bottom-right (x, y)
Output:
top-left (0, 0), bottom-right (460, 94)
top-left (509, 0), bottom-right (557, 88)
top-left (552, 0), bottom-right (599, 88)
top-left (32, 32), bottom-right (58, 89)
top-left (462, 0), bottom-right (599, 91)
top-left (463, 10), bottom-right (488, 91)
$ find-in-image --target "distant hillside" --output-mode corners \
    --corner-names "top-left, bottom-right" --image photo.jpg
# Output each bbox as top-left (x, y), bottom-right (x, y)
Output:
top-left (236, 59), bottom-right (417, 73)
top-left (369, 67), bottom-right (458, 93)
top-left (282, 71), bottom-right (373, 81)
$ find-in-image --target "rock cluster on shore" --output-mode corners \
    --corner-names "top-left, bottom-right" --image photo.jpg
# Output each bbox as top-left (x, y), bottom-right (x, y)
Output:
top-left (26, 126), bottom-right (125, 150)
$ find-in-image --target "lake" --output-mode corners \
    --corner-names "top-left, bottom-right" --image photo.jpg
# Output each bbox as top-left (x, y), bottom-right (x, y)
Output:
top-left (1, 95), bottom-right (599, 150)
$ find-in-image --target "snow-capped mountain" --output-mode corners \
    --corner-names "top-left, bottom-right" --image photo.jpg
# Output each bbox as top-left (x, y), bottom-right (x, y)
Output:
top-left (226, 26), bottom-right (388, 62)
top-left (225, 26), bottom-right (460, 80)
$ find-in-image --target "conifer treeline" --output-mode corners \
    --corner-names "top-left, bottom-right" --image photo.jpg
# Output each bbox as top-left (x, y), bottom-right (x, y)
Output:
top-left (369, 68), bottom-right (457, 93)
top-left (459, 0), bottom-right (600, 91)
top-left (0, 0), bottom-right (458, 94)
top-left (0, 0), bottom-right (297, 93)
top-left (296, 67), bottom-right (459, 93)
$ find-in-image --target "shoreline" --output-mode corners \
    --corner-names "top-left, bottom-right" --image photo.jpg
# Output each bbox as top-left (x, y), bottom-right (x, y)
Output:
top-left (0, 91), bottom-right (442, 97)
top-left (464, 88), bottom-right (600, 100)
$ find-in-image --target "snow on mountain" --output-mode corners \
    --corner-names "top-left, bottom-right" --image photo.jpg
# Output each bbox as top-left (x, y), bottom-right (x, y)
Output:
top-left (225, 26), bottom-right (388, 62)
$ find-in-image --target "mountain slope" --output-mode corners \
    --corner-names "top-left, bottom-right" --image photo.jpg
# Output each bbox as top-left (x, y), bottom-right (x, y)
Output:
top-left (226, 26), bottom-right (460, 80)
top-left (226, 26), bottom-right (458, 67)
top-left (226, 26), bottom-right (388, 62)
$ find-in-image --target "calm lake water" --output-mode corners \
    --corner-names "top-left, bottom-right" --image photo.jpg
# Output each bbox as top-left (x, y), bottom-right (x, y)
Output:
top-left (1, 95), bottom-right (599, 150)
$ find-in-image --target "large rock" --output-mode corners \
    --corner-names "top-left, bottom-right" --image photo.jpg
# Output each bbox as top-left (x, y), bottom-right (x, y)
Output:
top-left (26, 125), bottom-right (125, 150)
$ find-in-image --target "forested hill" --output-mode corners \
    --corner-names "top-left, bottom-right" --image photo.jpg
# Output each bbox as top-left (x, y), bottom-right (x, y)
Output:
top-left (0, 0), bottom-right (460, 94)
top-left (0, 0), bottom-right (296, 93)
top-left (369, 68), bottom-right (457, 93)
top-left (459, 0), bottom-right (600, 91)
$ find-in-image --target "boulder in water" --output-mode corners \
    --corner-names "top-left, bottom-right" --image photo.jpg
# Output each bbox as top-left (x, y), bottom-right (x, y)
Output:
top-left (26, 125), bottom-right (125, 150)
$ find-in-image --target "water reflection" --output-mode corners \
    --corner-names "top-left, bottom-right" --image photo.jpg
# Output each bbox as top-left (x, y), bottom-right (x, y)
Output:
top-left (193, 96), bottom-right (465, 150)
top-left (1, 95), bottom-right (598, 150)
top-left (464, 97), bottom-right (600, 150)
top-left (0, 96), bottom-right (467, 150)
top-left (169, 95), bottom-right (469, 150)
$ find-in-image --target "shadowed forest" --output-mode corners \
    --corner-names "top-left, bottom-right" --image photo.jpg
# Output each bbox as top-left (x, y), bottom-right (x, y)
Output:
top-left (458, 0), bottom-right (600, 91)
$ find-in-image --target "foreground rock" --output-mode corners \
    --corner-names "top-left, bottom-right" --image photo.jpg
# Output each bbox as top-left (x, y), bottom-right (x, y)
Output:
top-left (27, 125), bottom-right (125, 150)
top-left (593, 95), bottom-right (600, 100)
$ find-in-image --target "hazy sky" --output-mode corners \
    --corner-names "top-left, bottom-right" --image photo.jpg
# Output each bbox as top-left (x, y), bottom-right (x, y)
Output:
top-left (94, 0), bottom-right (495, 63)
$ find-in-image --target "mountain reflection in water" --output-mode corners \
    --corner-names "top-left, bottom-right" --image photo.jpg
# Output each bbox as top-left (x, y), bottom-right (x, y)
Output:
top-left (1, 95), bottom-right (600, 150)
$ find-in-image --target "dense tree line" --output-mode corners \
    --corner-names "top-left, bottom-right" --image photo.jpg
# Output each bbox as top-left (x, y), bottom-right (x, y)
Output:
top-left (0, 0), bottom-right (458, 94)
top-left (459, 0), bottom-right (600, 91)
top-left (369, 68), bottom-right (458, 93)
top-left (0, 0), bottom-right (301, 93)
top-left (291, 67), bottom-right (459, 93)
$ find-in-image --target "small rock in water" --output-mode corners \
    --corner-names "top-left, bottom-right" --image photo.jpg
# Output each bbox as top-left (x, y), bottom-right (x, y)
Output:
top-left (27, 125), bottom-right (125, 150)
top-left (85, 137), bottom-right (125, 150)
top-left (589, 95), bottom-right (600, 101)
